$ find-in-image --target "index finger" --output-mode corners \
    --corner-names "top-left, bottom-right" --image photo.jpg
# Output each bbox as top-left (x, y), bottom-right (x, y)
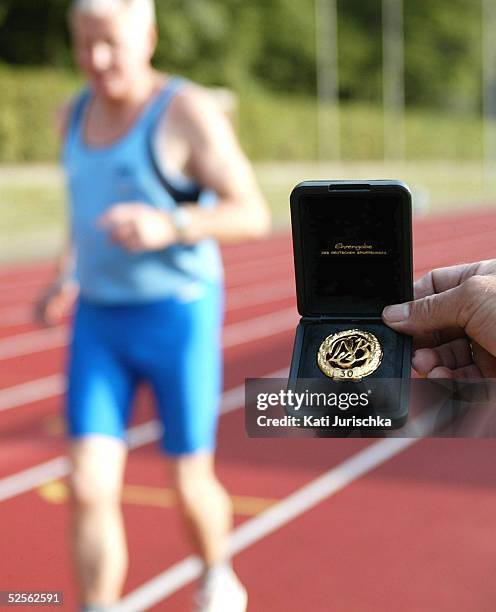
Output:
top-left (414, 261), bottom-right (486, 300)
top-left (412, 326), bottom-right (467, 351)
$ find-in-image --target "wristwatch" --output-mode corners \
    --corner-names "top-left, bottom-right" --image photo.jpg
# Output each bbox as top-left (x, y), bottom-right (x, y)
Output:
top-left (170, 207), bottom-right (191, 242)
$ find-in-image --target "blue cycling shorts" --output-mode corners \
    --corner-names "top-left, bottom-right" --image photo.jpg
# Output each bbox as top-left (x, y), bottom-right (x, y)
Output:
top-left (66, 283), bottom-right (223, 456)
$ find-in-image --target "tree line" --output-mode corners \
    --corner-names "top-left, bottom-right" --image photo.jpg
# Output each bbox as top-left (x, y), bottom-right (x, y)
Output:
top-left (0, 0), bottom-right (483, 112)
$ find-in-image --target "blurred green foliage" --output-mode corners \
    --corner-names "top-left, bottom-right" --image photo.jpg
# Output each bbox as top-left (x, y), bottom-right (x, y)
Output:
top-left (238, 88), bottom-right (483, 160)
top-left (0, 66), bottom-right (79, 161)
top-left (0, 0), bottom-right (486, 161)
top-left (0, 64), bottom-right (484, 162)
top-left (0, 0), bottom-right (483, 108)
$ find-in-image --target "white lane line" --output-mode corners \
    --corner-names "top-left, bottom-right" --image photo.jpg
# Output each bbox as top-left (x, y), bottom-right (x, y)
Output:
top-left (0, 372), bottom-right (249, 417)
top-left (111, 436), bottom-right (419, 612)
top-left (0, 303), bottom-right (295, 412)
top-left (223, 308), bottom-right (296, 349)
top-left (0, 262), bottom-right (51, 281)
top-left (0, 276), bottom-right (52, 295)
top-left (0, 326), bottom-right (68, 360)
top-left (0, 375), bottom-right (64, 412)
top-left (0, 306), bottom-right (33, 327)
top-left (225, 253), bottom-right (290, 276)
top-left (0, 367), bottom-right (289, 502)
top-left (0, 279), bottom-right (295, 327)
top-left (227, 280), bottom-right (294, 311)
top-left (0, 358), bottom-right (262, 412)
top-left (0, 262), bottom-right (294, 310)
top-left (221, 238), bottom-right (290, 266)
top-left (0, 456), bottom-right (72, 502)
top-left (0, 253), bottom-right (292, 307)
top-left (227, 262), bottom-right (293, 290)
top-left (0, 246), bottom-right (291, 292)
top-left (0, 307), bottom-right (296, 362)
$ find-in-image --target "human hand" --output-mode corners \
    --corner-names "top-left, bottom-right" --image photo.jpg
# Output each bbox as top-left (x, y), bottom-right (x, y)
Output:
top-left (382, 260), bottom-right (496, 379)
top-left (34, 278), bottom-right (79, 327)
top-left (97, 203), bottom-right (179, 253)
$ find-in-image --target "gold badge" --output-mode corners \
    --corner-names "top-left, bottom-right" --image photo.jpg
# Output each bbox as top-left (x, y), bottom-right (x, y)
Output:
top-left (317, 329), bottom-right (382, 381)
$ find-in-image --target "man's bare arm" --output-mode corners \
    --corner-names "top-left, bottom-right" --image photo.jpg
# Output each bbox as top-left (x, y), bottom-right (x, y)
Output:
top-left (53, 101), bottom-right (77, 281)
top-left (34, 102), bottom-right (78, 326)
top-left (163, 86), bottom-right (271, 244)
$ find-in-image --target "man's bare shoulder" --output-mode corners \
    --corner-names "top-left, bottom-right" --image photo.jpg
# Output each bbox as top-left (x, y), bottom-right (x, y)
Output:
top-left (170, 83), bottom-right (222, 122)
top-left (167, 82), bottom-right (231, 139)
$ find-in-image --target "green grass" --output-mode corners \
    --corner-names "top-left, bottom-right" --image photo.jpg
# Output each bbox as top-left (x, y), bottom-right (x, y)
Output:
top-left (0, 183), bottom-right (66, 235)
top-left (0, 168), bottom-right (66, 261)
top-left (256, 160), bottom-right (496, 224)
top-left (1, 160), bottom-right (495, 263)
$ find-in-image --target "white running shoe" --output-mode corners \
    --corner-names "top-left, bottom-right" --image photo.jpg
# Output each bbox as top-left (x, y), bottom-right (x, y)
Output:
top-left (194, 565), bottom-right (248, 612)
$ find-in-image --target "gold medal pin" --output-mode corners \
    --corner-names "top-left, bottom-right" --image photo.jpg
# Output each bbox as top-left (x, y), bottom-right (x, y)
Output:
top-left (317, 329), bottom-right (382, 381)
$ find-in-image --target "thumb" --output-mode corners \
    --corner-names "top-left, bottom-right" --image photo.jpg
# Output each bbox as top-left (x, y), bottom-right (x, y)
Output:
top-left (382, 284), bottom-right (467, 335)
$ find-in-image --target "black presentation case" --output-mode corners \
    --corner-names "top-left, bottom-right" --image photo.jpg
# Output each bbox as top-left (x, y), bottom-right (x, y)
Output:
top-left (288, 180), bottom-right (414, 429)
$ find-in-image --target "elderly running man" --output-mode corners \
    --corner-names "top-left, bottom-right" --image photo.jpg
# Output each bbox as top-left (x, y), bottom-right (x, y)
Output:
top-left (36, 1), bottom-right (270, 610)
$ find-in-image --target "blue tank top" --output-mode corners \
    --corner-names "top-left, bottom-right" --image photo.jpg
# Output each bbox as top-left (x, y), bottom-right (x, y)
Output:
top-left (62, 77), bottom-right (223, 305)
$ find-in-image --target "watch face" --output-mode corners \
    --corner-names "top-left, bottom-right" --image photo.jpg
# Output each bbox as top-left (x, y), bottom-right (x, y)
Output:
top-left (317, 329), bottom-right (383, 380)
top-left (170, 207), bottom-right (190, 241)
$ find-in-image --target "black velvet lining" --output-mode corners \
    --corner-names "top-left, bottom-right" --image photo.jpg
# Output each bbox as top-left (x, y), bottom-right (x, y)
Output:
top-left (297, 194), bottom-right (406, 315)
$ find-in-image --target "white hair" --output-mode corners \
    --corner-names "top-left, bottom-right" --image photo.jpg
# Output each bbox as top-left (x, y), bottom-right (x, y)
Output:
top-left (71, 0), bottom-right (156, 27)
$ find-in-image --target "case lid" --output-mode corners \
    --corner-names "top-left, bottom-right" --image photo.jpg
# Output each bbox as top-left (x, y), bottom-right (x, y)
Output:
top-left (290, 180), bottom-right (413, 318)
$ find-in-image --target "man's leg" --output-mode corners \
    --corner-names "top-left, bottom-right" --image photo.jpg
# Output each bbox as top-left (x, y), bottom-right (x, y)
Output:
top-left (170, 450), bottom-right (232, 565)
top-left (68, 435), bottom-right (128, 608)
top-left (144, 286), bottom-right (246, 606)
top-left (145, 285), bottom-right (228, 562)
top-left (169, 450), bottom-right (247, 611)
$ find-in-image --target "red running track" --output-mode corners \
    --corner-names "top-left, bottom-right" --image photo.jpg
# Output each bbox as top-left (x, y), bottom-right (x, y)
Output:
top-left (0, 210), bottom-right (496, 611)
